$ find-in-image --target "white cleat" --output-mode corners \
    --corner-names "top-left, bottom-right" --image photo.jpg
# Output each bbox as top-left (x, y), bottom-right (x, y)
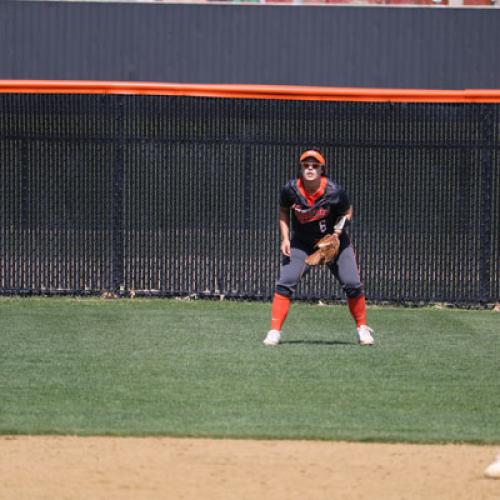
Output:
top-left (357, 325), bottom-right (375, 346)
top-left (484, 454), bottom-right (500, 478)
top-left (263, 329), bottom-right (281, 346)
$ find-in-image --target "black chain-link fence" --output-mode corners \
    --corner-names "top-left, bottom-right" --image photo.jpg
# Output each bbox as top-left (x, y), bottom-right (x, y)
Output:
top-left (1, 94), bottom-right (498, 304)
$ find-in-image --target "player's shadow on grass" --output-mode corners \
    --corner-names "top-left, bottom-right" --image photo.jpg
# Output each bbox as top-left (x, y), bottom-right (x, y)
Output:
top-left (281, 339), bottom-right (357, 346)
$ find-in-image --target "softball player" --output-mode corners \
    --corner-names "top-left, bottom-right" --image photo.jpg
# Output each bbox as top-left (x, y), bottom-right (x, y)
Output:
top-left (263, 149), bottom-right (375, 346)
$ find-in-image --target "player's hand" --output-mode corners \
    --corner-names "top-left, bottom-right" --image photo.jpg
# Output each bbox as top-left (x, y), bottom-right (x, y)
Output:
top-left (280, 239), bottom-right (291, 257)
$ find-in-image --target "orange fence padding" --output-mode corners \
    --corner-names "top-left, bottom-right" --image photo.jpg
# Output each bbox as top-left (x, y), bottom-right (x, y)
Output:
top-left (0, 80), bottom-right (500, 103)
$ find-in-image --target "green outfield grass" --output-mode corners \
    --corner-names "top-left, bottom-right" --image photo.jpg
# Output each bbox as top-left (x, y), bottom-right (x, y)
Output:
top-left (0, 296), bottom-right (498, 443)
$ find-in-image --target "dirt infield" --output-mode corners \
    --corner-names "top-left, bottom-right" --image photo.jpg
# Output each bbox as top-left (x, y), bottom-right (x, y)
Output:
top-left (0, 437), bottom-right (498, 499)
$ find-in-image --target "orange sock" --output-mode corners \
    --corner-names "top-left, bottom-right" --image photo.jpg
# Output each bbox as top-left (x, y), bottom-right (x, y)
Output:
top-left (271, 293), bottom-right (291, 331)
top-left (347, 295), bottom-right (367, 328)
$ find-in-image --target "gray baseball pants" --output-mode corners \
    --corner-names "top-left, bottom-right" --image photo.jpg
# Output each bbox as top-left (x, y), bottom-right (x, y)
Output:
top-left (276, 239), bottom-right (364, 299)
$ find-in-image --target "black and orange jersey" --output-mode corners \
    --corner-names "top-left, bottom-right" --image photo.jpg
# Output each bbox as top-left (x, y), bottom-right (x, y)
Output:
top-left (279, 177), bottom-right (350, 244)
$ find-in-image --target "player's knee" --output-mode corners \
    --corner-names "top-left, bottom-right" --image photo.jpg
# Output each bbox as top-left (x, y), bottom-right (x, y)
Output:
top-left (343, 284), bottom-right (364, 298)
top-left (276, 284), bottom-right (294, 298)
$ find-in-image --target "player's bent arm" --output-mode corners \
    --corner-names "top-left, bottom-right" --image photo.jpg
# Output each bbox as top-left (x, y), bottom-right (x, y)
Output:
top-left (344, 206), bottom-right (353, 221)
top-left (279, 207), bottom-right (291, 256)
top-left (333, 206), bottom-right (352, 236)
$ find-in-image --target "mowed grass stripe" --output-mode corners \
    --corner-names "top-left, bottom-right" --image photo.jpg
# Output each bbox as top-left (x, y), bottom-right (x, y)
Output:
top-left (0, 297), bottom-right (498, 443)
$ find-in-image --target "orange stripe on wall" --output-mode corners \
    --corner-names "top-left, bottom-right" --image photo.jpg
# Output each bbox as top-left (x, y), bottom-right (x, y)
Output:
top-left (0, 80), bottom-right (500, 103)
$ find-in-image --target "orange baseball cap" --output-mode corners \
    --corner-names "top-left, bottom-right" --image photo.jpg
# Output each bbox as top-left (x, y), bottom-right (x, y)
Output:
top-left (299, 150), bottom-right (325, 165)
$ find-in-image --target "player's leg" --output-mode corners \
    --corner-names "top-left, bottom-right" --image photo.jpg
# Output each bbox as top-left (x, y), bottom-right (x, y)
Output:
top-left (329, 244), bottom-right (375, 345)
top-left (263, 246), bottom-right (308, 346)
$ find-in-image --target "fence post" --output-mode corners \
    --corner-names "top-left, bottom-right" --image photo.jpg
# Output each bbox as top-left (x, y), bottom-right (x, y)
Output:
top-left (112, 96), bottom-right (125, 295)
top-left (479, 105), bottom-right (494, 304)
